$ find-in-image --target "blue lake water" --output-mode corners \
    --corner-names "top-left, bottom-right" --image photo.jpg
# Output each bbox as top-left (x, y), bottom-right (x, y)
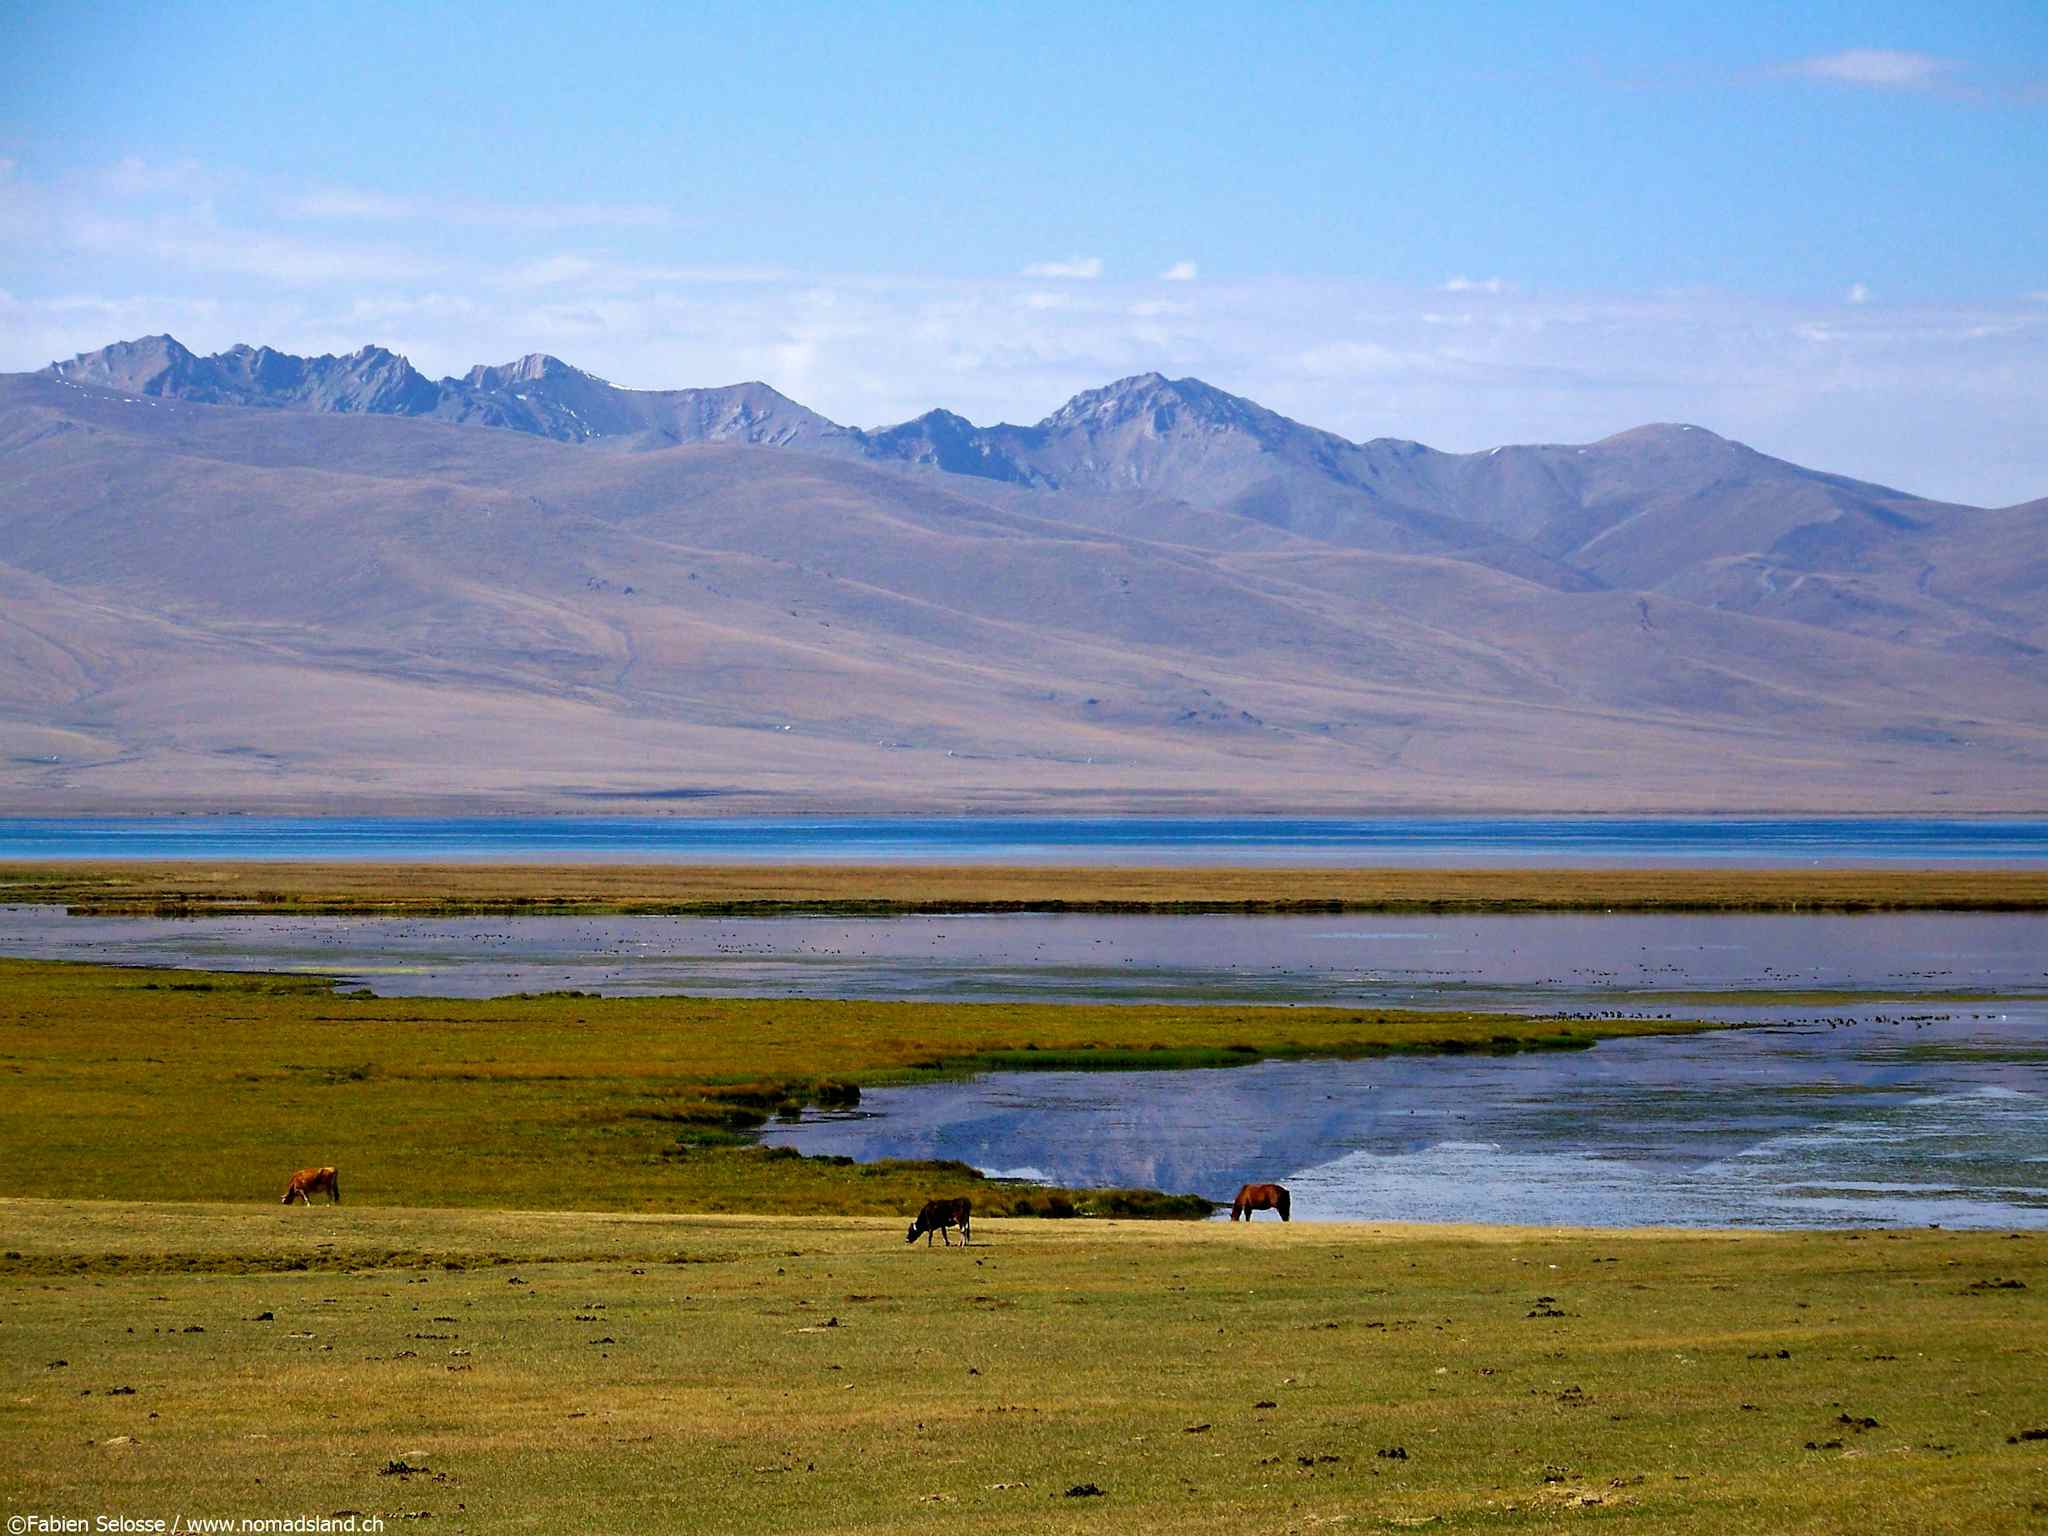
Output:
top-left (3, 908), bottom-right (2043, 1006)
top-left (4, 815), bottom-right (2048, 864)
top-left (764, 1014), bottom-right (2048, 1231)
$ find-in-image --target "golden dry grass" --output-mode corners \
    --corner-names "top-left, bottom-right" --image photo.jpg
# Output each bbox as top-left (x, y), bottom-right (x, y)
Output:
top-left (3, 1201), bottom-right (2043, 1533)
top-left (4, 860), bottom-right (2047, 916)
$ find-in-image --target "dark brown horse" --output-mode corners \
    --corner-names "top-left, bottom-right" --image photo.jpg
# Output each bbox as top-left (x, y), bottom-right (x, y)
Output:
top-left (281, 1166), bottom-right (341, 1205)
top-left (1230, 1182), bottom-right (1289, 1221)
top-left (907, 1196), bottom-right (972, 1246)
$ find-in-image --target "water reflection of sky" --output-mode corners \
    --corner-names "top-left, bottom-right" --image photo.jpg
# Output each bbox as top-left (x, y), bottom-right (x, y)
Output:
top-left (2, 908), bottom-right (2045, 1007)
top-left (764, 1014), bottom-right (2048, 1229)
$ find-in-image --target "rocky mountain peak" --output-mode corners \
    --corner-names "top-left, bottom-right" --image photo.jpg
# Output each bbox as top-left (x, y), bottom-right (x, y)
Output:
top-left (1038, 372), bottom-right (1285, 444)
top-left (1598, 423), bottom-right (1728, 448)
top-left (47, 334), bottom-right (201, 393)
top-left (463, 353), bottom-right (581, 390)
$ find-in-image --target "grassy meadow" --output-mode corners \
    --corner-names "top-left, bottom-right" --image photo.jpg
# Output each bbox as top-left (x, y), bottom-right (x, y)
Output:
top-left (4, 903), bottom-right (2043, 1531)
top-left (4, 1202), bottom-right (2044, 1533)
top-left (7, 860), bottom-right (2048, 916)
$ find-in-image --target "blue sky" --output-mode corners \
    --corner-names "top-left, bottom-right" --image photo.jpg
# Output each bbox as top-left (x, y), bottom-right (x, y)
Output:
top-left (3, 1), bottom-right (2045, 502)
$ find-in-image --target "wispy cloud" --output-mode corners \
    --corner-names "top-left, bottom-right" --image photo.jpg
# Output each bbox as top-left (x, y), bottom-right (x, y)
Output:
top-left (486, 253), bottom-right (791, 290)
top-left (1021, 257), bottom-right (1104, 280)
top-left (1441, 275), bottom-right (1513, 294)
top-left (99, 156), bottom-right (223, 197)
top-left (495, 254), bottom-right (602, 289)
top-left (1159, 261), bottom-right (1198, 282)
top-left (67, 211), bottom-right (440, 287)
top-left (1846, 282), bottom-right (1872, 305)
top-left (285, 186), bottom-right (674, 230)
top-left (1775, 49), bottom-right (1958, 90)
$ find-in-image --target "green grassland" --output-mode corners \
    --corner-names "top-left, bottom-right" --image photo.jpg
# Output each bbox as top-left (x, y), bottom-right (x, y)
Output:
top-left (0, 957), bottom-right (1723, 1216)
top-left (7, 860), bottom-right (2048, 916)
top-left (6, 947), bottom-right (2045, 1531)
top-left (3, 1202), bottom-right (2044, 1533)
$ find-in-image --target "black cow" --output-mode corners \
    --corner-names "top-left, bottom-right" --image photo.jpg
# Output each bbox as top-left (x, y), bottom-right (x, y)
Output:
top-left (907, 1196), bottom-right (972, 1247)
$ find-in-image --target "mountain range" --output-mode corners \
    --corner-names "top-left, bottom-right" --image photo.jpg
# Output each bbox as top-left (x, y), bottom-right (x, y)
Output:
top-left (3, 335), bottom-right (2044, 813)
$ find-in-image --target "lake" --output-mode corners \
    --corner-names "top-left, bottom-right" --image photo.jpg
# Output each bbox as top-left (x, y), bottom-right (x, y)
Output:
top-left (1, 907), bottom-right (2043, 1005)
top-left (762, 1013), bottom-right (2048, 1231)
top-left (4, 814), bottom-right (2048, 864)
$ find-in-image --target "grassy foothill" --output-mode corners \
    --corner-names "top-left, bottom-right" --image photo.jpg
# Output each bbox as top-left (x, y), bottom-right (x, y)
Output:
top-left (2, 1202), bottom-right (2044, 1534)
top-left (6, 860), bottom-right (2048, 916)
top-left (0, 957), bottom-right (1711, 1216)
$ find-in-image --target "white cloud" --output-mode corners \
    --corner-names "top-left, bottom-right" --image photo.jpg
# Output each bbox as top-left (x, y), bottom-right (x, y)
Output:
top-left (284, 187), bottom-right (417, 220)
top-left (487, 254), bottom-right (792, 290)
top-left (1846, 282), bottom-right (1872, 305)
top-left (99, 156), bottom-right (222, 197)
top-left (1159, 261), bottom-right (1198, 282)
top-left (285, 186), bottom-right (674, 230)
top-left (490, 254), bottom-right (603, 289)
top-left (1021, 257), bottom-right (1104, 280)
top-left (71, 212), bottom-right (440, 286)
top-left (1776, 49), bottom-right (1957, 90)
top-left (1441, 275), bottom-right (1512, 294)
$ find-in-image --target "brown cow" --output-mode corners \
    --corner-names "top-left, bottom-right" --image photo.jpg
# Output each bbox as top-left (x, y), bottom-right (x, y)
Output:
top-left (1230, 1182), bottom-right (1290, 1221)
top-left (907, 1196), bottom-right (971, 1247)
top-left (281, 1166), bottom-right (341, 1205)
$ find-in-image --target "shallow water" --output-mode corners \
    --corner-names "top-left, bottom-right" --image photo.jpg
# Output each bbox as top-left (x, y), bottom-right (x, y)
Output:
top-left (763, 1011), bottom-right (2048, 1229)
top-left (2, 907), bottom-right (2044, 1006)
top-left (5, 814), bottom-right (2048, 864)
top-left (7, 903), bottom-right (2040, 1228)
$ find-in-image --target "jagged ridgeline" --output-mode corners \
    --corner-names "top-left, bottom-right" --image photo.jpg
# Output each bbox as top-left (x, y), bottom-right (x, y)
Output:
top-left (7, 336), bottom-right (2048, 812)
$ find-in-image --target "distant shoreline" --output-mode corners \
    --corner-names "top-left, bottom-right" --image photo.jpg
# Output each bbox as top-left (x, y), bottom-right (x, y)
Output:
top-left (7, 861), bottom-right (2048, 916)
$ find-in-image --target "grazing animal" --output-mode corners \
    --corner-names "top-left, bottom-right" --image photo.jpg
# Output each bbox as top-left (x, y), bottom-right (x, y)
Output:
top-left (1230, 1182), bottom-right (1290, 1222)
top-left (281, 1166), bottom-right (341, 1205)
top-left (907, 1196), bottom-right (972, 1247)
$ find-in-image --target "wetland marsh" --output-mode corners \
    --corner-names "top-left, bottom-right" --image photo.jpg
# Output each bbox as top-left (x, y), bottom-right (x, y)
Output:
top-left (1, 899), bottom-right (2041, 1229)
top-left (4, 855), bottom-right (2045, 1531)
